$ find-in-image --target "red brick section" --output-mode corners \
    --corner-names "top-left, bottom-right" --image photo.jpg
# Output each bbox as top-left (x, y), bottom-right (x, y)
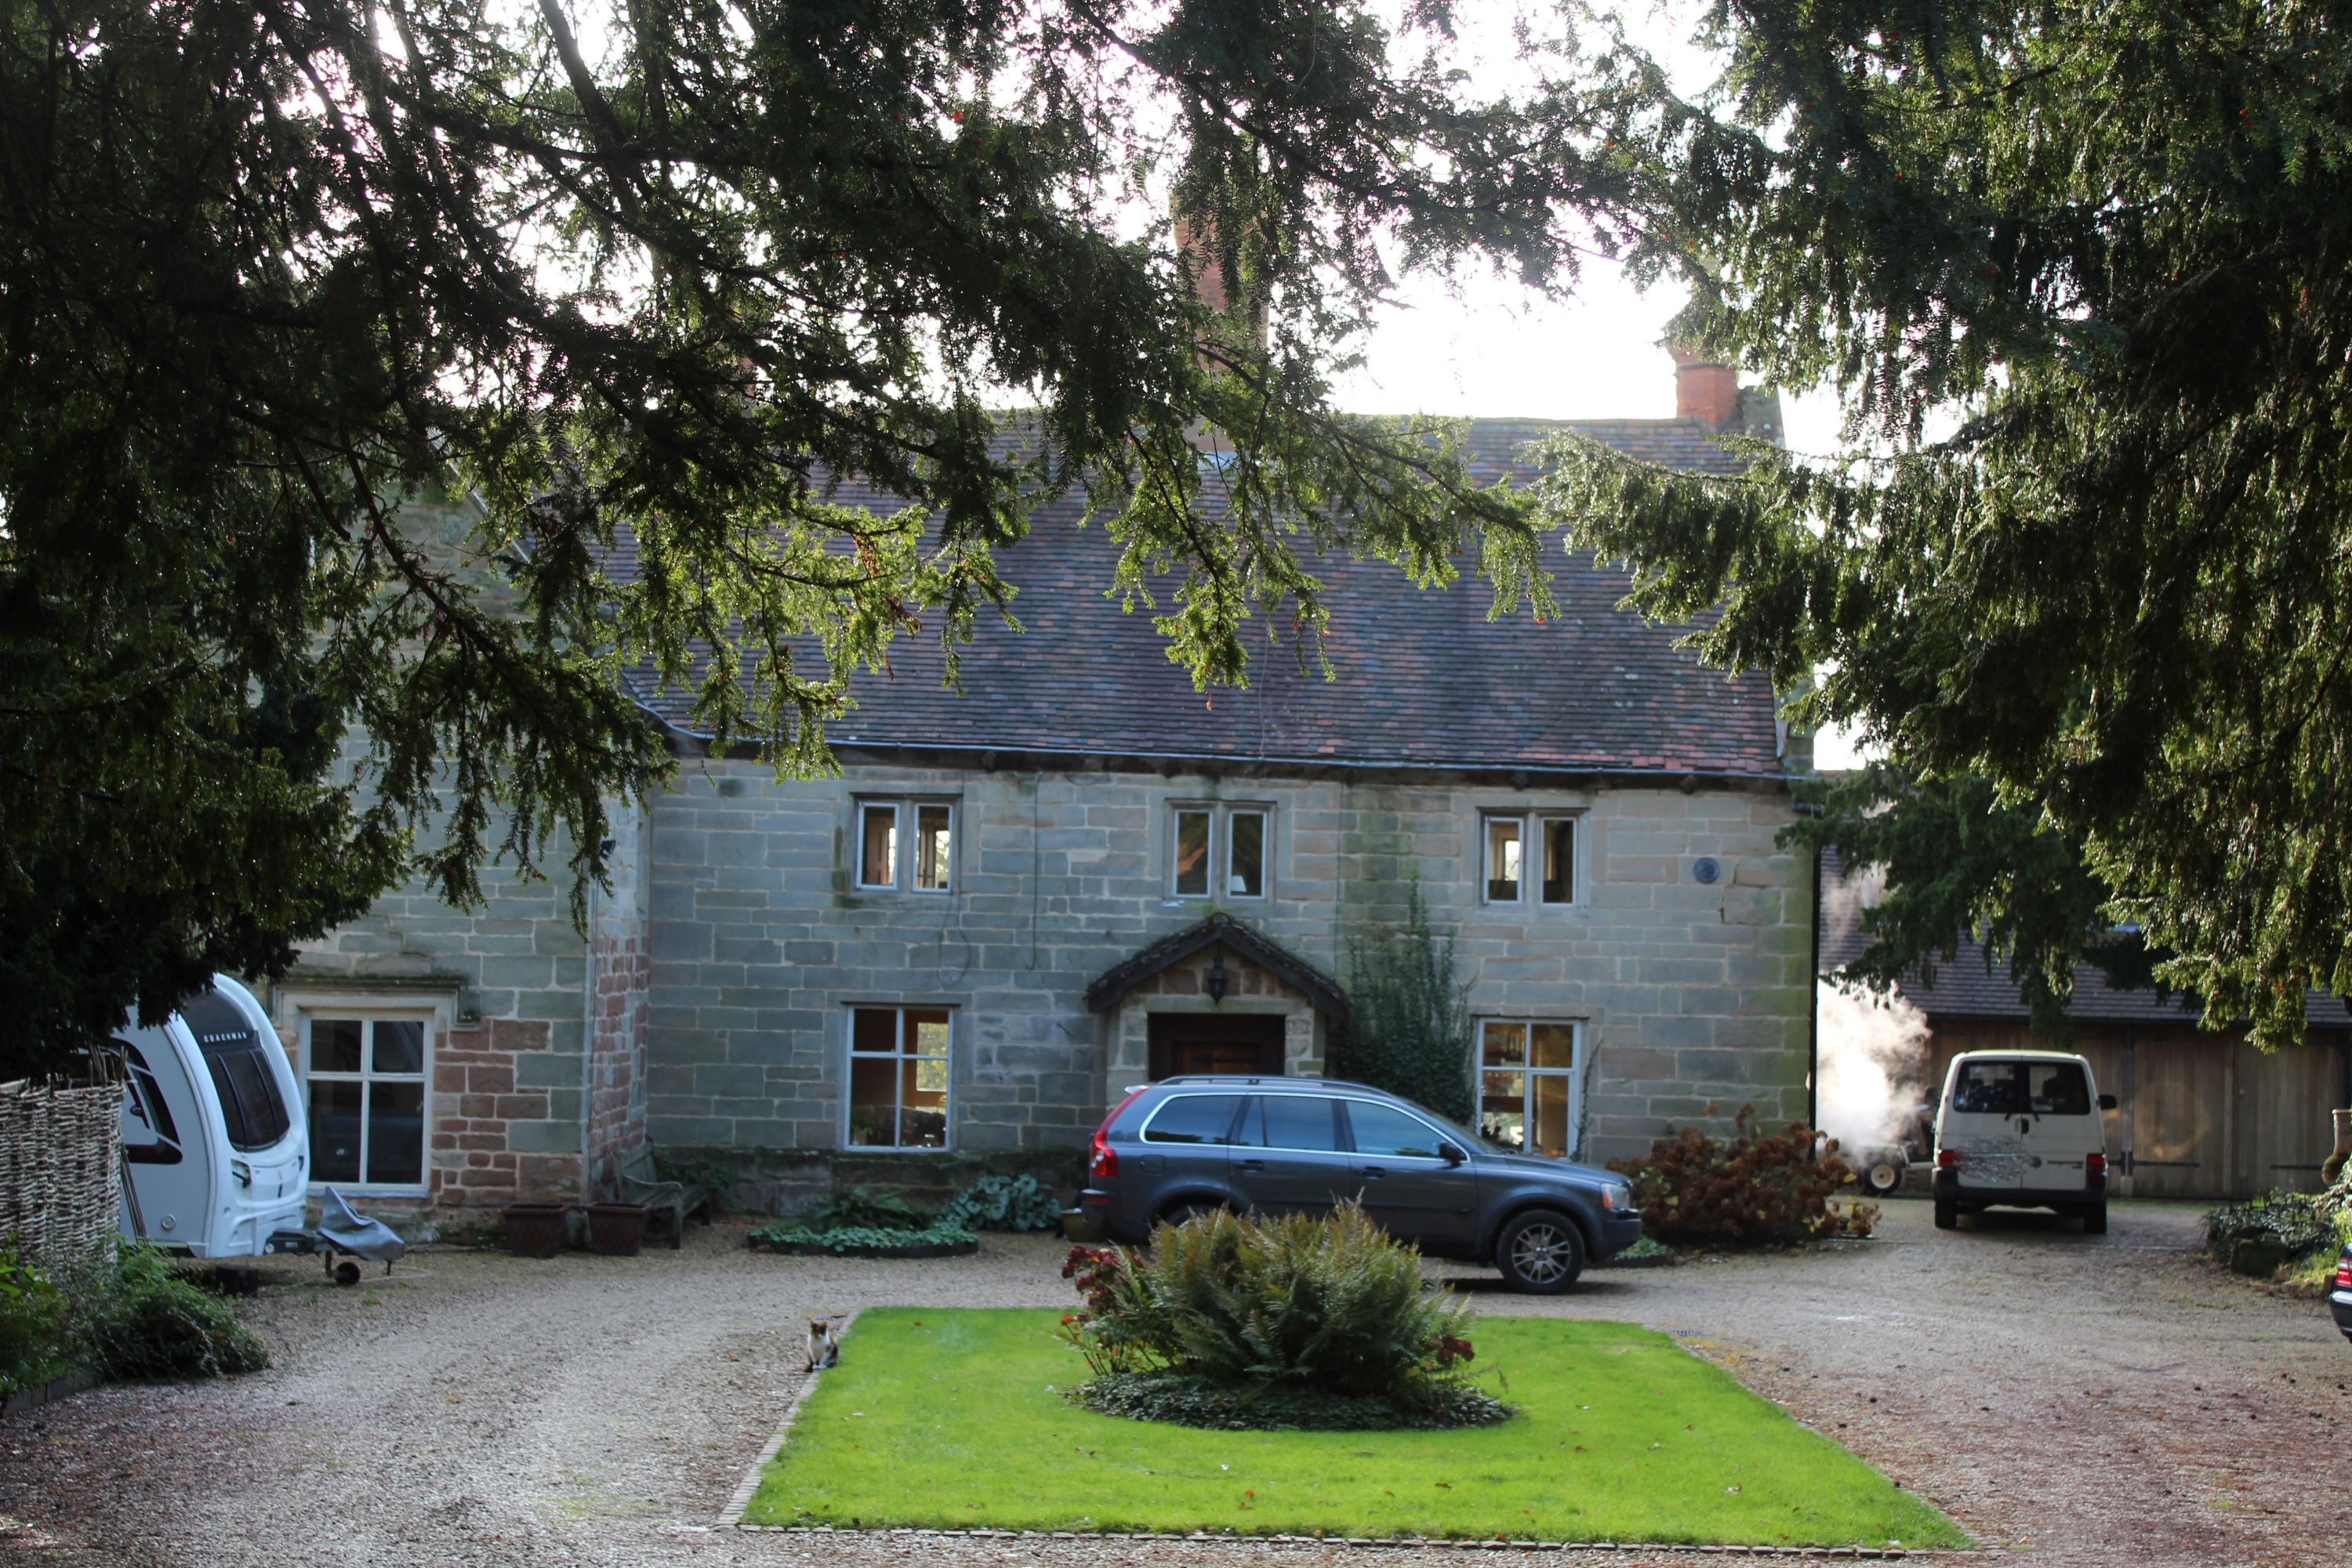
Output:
top-left (1672, 349), bottom-right (1740, 429)
top-left (429, 1018), bottom-right (577, 1213)
top-left (584, 921), bottom-right (651, 1196)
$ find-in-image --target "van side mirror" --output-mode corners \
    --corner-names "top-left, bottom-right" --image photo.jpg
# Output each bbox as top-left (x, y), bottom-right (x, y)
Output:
top-left (1438, 1142), bottom-right (1467, 1167)
top-left (2097, 1093), bottom-right (2118, 1111)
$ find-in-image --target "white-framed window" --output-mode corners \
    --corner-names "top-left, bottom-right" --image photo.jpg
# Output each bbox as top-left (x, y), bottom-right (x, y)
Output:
top-left (302, 1014), bottom-right (433, 1190)
top-left (855, 799), bottom-right (956, 892)
top-left (1477, 1020), bottom-right (1580, 1157)
top-left (1480, 813), bottom-right (1576, 906)
top-left (847, 1006), bottom-right (952, 1148)
top-left (1171, 803), bottom-right (1269, 900)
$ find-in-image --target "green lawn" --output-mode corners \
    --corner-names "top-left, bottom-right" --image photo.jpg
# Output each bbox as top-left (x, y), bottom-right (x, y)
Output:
top-left (743, 1308), bottom-right (1966, 1548)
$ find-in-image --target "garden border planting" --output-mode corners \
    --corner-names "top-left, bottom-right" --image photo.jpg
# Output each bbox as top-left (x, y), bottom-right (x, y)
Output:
top-left (724, 1524), bottom-right (1926, 1555)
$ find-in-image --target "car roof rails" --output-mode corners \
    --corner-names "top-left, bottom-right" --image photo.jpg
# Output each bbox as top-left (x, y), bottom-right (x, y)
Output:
top-left (1149, 1076), bottom-right (1383, 1091)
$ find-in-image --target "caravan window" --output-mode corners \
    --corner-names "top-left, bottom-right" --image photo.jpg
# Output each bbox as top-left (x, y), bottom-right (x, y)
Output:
top-left (180, 993), bottom-right (291, 1152)
top-left (117, 1040), bottom-right (184, 1165)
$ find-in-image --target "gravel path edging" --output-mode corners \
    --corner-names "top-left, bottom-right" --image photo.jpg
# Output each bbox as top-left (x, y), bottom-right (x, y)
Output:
top-left (719, 1308), bottom-right (861, 1526)
top-left (724, 1526), bottom-right (1929, 1557)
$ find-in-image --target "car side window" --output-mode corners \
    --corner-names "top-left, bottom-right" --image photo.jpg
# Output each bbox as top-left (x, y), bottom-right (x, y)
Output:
top-left (1235, 1095), bottom-right (1343, 1152)
top-left (1141, 1094), bottom-right (1247, 1145)
top-left (1951, 1061), bottom-right (2024, 1115)
top-left (1342, 1101), bottom-right (1445, 1160)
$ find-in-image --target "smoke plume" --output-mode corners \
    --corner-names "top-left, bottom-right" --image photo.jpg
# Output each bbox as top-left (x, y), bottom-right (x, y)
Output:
top-left (1817, 979), bottom-right (1932, 1151)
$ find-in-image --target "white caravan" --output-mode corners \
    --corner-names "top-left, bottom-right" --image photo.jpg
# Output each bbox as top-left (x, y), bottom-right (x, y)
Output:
top-left (116, 975), bottom-right (310, 1256)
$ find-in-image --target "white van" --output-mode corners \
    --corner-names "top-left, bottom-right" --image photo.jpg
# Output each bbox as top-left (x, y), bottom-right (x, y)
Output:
top-left (1932, 1049), bottom-right (2115, 1234)
top-left (115, 975), bottom-right (310, 1257)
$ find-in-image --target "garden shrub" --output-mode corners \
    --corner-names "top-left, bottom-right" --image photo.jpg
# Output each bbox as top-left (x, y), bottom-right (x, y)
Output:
top-left (76, 1246), bottom-right (267, 1381)
top-left (795, 1187), bottom-right (932, 1233)
top-left (1607, 1105), bottom-right (1876, 1246)
top-left (744, 1218), bottom-right (976, 1253)
top-left (0, 1250), bottom-right (68, 1395)
top-left (2204, 1190), bottom-right (2344, 1270)
top-left (937, 1174), bottom-right (1062, 1233)
top-left (1059, 1203), bottom-right (1506, 1430)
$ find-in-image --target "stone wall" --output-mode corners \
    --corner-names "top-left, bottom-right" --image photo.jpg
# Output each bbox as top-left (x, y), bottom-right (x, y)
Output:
top-left (643, 759), bottom-right (1813, 1171)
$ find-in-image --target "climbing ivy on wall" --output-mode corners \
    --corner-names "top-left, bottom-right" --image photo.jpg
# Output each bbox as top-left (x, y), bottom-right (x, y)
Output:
top-left (1330, 885), bottom-right (1474, 1125)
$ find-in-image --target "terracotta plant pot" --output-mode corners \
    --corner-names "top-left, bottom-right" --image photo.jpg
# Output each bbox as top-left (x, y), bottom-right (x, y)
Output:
top-left (502, 1203), bottom-right (569, 1259)
top-left (586, 1202), bottom-right (651, 1257)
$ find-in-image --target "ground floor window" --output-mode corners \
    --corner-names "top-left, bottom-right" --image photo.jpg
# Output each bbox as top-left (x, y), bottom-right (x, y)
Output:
top-left (848, 1007), bottom-right (952, 1148)
top-left (1477, 1021), bottom-right (1579, 1156)
top-left (303, 1015), bottom-right (431, 1189)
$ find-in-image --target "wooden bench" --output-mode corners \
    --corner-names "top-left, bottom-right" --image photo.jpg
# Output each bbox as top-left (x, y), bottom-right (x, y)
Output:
top-left (616, 1145), bottom-right (712, 1248)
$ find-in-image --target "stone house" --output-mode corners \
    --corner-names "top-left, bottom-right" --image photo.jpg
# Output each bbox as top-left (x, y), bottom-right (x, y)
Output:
top-left (264, 361), bottom-right (1819, 1231)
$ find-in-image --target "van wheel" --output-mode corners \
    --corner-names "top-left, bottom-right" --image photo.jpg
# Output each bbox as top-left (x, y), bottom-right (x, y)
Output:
top-left (1933, 1198), bottom-right (1957, 1230)
top-left (2082, 1202), bottom-right (2107, 1236)
top-left (1495, 1210), bottom-right (1585, 1294)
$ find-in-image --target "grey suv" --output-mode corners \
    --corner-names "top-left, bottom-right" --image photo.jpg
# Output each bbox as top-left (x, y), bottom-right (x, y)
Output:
top-left (1077, 1076), bottom-right (1642, 1293)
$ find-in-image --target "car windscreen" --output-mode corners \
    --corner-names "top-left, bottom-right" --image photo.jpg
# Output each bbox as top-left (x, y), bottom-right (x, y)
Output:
top-left (180, 993), bottom-right (292, 1152)
top-left (1140, 1094), bottom-right (1247, 1144)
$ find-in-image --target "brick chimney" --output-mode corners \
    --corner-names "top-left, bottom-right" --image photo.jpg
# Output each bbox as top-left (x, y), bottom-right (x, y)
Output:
top-left (1175, 215), bottom-right (1266, 343)
top-left (1671, 349), bottom-right (1741, 430)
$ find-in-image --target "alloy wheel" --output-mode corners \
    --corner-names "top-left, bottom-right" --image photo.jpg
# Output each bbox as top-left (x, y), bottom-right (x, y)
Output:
top-left (1510, 1221), bottom-right (1575, 1285)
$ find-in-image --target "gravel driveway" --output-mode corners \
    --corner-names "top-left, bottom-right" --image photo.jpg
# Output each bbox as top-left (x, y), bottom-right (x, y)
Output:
top-left (1, 1200), bottom-right (2345, 1568)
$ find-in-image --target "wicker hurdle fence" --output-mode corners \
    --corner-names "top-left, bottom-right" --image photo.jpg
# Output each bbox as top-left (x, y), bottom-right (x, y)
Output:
top-left (0, 1080), bottom-right (123, 1271)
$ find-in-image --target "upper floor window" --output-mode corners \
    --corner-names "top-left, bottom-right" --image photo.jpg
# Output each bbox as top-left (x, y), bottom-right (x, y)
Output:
top-left (1481, 813), bottom-right (1576, 906)
top-left (1172, 804), bottom-right (1268, 899)
top-left (856, 800), bottom-right (955, 892)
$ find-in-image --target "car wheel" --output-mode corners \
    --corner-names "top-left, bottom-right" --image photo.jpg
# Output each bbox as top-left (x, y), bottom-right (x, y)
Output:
top-left (2082, 1201), bottom-right (2107, 1236)
top-left (1933, 1197), bottom-right (1957, 1230)
top-left (1864, 1160), bottom-right (1903, 1195)
top-left (1495, 1210), bottom-right (1585, 1294)
top-left (1157, 1201), bottom-right (1224, 1229)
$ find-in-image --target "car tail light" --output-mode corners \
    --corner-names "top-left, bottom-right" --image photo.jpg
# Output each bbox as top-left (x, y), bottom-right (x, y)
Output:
top-left (1087, 1087), bottom-right (1144, 1182)
top-left (2085, 1152), bottom-right (2106, 1190)
top-left (2337, 1254), bottom-right (2352, 1290)
top-left (1936, 1148), bottom-right (1958, 1169)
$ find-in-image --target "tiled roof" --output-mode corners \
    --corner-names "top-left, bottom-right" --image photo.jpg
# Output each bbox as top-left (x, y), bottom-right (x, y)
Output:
top-left (1819, 849), bottom-right (2352, 1028)
top-left (618, 416), bottom-right (1791, 780)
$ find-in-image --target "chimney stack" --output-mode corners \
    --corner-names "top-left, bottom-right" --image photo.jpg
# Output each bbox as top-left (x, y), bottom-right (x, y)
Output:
top-left (1671, 349), bottom-right (1741, 431)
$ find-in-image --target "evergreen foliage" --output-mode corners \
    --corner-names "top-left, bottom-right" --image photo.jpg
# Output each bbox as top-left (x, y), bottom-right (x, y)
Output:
top-left (1330, 885), bottom-right (1473, 1123)
top-left (1784, 767), bottom-right (2164, 1040)
top-left (0, 0), bottom-right (1632, 1073)
top-left (0, 1252), bottom-right (68, 1395)
top-left (1533, 0), bottom-right (2352, 1047)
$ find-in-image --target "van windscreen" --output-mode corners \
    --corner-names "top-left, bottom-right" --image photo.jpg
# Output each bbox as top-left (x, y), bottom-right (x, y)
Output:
top-left (1953, 1059), bottom-right (2091, 1117)
top-left (2026, 1062), bottom-right (2091, 1116)
top-left (1951, 1061), bottom-right (2023, 1115)
top-left (181, 993), bottom-right (292, 1152)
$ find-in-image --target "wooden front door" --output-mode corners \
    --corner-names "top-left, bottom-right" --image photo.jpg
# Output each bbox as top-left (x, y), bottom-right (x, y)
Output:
top-left (1148, 1013), bottom-right (1286, 1080)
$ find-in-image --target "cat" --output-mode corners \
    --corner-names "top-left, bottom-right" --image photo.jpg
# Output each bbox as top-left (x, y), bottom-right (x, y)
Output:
top-left (804, 1316), bottom-right (844, 1372)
